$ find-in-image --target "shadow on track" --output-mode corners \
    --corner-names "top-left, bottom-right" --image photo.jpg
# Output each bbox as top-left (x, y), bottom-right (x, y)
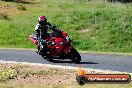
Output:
top-left (52, 60), bottom-right (98, 64)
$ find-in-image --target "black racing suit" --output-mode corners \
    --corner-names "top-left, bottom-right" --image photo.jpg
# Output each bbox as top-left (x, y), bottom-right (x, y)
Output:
top-left (35, 22), bottom-right (62, 54)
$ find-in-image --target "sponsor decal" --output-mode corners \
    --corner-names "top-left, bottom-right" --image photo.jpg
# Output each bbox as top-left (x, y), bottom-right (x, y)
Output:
top-left (76, 67), bottom-right (131, 85)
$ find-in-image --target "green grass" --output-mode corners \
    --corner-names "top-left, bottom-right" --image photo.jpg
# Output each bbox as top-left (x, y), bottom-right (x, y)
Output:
top-left (0, 0), bottom-right (132, 53)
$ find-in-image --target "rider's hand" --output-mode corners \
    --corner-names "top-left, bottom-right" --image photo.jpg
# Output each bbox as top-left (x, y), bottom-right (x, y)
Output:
top-left (52, 25), bottom-right (56, 29)
top-left (47, 38), bottom-right (55, 45)
top-left (38, 38), bottom-right (47, 44)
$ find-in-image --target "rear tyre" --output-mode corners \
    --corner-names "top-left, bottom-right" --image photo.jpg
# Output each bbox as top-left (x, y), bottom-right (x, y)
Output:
top-left (69, 48), bottom-right (81, 64)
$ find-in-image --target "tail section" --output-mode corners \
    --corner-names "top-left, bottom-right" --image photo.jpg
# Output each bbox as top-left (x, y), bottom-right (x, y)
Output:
top-left (29, 34), bottom-right (38, 45)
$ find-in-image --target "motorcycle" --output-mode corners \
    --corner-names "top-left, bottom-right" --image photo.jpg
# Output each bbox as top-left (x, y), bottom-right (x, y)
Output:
top-left (29, 31), bottom-right (81, 63)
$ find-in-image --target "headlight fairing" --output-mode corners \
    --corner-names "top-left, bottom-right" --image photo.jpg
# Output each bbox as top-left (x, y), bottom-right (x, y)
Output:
top-left (59, 41), bottom-right (65, 45)
top-left (66, 36), bottom-right (70, 42)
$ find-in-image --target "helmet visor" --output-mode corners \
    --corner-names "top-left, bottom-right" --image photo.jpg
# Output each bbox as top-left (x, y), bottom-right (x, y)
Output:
top-left (39, 19), bottom-right (47, 26)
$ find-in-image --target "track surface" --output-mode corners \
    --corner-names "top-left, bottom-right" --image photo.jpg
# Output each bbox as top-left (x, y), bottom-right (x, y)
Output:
top-left (0, 49), bottom-right (132, 72)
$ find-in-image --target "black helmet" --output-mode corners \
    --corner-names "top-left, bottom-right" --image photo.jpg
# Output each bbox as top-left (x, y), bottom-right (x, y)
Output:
top-left (38, 16), bottom-right (47, 26)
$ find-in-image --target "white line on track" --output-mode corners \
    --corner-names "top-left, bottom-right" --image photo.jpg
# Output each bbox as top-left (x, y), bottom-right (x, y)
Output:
top-left (0, 60), bottom-right (128, 74)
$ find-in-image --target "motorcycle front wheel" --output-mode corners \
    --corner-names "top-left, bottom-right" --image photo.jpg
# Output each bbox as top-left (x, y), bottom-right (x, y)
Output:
top-left (69, 48), bottom-right (81, 64)
top-left (41, 52), bottom-right (53, 62)
top-left (45, 52), bottom-right (53, 62)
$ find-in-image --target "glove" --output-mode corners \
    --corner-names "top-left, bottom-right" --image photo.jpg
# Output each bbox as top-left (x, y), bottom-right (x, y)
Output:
top-left (52, 26), bottom-right (56, 29)
top-left (38, 38), bottom-right (47, 44)
top-left (47, 38), bottom-right (55, 45)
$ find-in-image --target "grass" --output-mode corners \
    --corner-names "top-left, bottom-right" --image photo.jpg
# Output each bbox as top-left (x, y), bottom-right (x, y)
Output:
top-left (0, 0), bottom-right (132, 53)
top-left (79, 50), bottom-right (132, 56)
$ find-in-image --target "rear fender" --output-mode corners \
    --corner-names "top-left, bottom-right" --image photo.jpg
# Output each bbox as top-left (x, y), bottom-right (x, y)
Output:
top-left (29, 35), bottom-right (39, 45)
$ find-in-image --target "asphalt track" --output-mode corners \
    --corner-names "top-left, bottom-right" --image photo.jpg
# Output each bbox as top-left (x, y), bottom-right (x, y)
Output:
top-left (0, 49), bottom-right (132, 73)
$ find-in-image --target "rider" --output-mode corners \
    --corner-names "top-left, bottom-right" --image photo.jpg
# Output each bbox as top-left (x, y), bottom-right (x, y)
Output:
top-left (35, 16), bottom-right (62, 54)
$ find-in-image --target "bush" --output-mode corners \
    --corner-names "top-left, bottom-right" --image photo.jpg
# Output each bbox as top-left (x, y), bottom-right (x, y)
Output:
top-left (17, 4), bottom-right (26, 11)
top-left (0, 68), bottom-right (17, 82)
top-left (0, 12), bottom-right (10, 20)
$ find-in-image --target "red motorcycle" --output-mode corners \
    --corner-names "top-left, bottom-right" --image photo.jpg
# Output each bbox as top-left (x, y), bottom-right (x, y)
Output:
top-left (29, 31), bottom-right (81, 63)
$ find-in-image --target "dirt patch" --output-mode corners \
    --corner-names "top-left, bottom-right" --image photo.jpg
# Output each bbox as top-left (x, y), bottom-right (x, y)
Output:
top-left (1, 62), bottom-right (125, 86)
top-left (78, 28), bottom-right (92, 33)
top-left (0, 62), bottom-right (76, 85)
top-left (0, 4), bottom-right (17, 16)
top-left (0, 4), bottom-right (15, 9)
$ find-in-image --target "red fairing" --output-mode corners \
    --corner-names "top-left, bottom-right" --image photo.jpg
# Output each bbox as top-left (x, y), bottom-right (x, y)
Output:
top-left (29, 35), bottom-right (39, 45)
top-left (61, 31), bottom-right (67, 39)
top-left (55, 37), bottom-right (64, 54)
top-left (63, 46), bottom-right (73, 54)
top-left (29, 30), bottom-right (81, 63)
top-left (47, 37), bottom-right (67, 54)
top-left (29, 31), bottom-right (73, 56)
top-left (62, 31), bottom-right (72, 43)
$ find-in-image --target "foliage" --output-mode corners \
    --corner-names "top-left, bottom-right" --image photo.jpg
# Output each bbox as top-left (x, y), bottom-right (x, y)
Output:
top-left (0, 12), bottom-right (10, 20)
top-left (0, 0), bottom-right (132, 52)
top-left (0, 68), bottom-right (17, 82)
top-left (17, 4), bottom-right (26, 11)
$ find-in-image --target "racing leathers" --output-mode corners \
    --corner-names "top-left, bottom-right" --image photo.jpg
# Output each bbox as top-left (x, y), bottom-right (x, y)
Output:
top-left (35, 22), bottom-right (62, 54)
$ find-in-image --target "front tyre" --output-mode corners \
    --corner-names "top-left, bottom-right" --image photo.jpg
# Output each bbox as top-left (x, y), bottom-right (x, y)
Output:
top-left (45, 53), bottom-right (53, 62)
top-left (41, 52), bottom-right (53, 62)
top-left (69, 48), bottom-right (81, 63)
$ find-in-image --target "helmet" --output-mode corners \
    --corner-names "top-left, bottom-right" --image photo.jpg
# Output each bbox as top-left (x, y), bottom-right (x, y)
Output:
top-left (38, 16), bottom-right (47, 26)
